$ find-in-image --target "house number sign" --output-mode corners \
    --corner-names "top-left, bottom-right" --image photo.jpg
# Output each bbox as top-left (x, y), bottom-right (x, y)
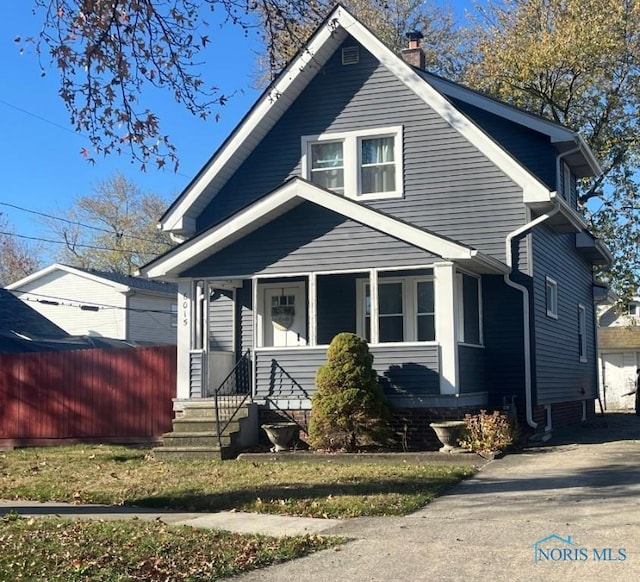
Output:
top-left (181, 292), bottom-right (189, 327)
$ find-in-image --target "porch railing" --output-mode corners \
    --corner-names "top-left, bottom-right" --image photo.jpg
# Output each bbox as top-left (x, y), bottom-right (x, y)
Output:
top-left (214, 350), bottom-right (252, 450)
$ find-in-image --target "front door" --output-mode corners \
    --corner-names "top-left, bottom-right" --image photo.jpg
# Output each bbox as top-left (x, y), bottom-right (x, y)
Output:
top-left (263, 283), bottom-right (307, 347)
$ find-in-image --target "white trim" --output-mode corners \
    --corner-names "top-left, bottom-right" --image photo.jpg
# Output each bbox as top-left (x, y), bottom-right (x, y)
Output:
top-left (176, 280), bottom-right (193, 400)
top-left (251, 277), bottom-right (258, 397)
top-left (309, 273), bottom-right (317, 347)
top-left (301, 126), bottom-right (404, 200)
top-left (159, 4), bottom-right (555, 233)
top-left (253, 264), bottom-right (437, 279)
top-left (370, 269), bottom-right (379, 344)
top-left (434, 262), bottom-right (458, 395)
top-left (257, 280), bottom-right (307, 347)
top-left (141, 178), bottom-right (507, 279)
top-left (546, 277), bottom-right (559, 319)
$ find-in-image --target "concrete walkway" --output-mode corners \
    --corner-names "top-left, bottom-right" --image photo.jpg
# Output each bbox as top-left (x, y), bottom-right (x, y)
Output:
top-left (2, 412), bottom-right (640, 581)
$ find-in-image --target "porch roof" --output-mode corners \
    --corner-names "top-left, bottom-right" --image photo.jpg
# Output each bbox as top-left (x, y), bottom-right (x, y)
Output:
top-left (140, 178), bottom-right (509, 279)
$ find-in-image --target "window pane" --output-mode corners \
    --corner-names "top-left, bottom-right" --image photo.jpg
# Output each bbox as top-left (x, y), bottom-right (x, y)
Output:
top-left (379, 316), bottom-right (404, 342)
top-left (362, 165), bottom-right (396, 194)
top-left (362, 137), bottom-right (394, 164)
top-left (312, 142), bottom-right (343, 168)
top-left (417, 281), bottom-right (434, 313)
top-left (417, 314), bottom-right (435, 341)
top-left (311, 168), bottom-right (344, 191)
top-left (462, 275), bottom-right (480, 345)
top-left (379, 282), bottom-right (403, 314)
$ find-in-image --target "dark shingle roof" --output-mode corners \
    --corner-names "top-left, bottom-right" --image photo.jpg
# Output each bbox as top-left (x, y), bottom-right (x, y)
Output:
top-left (71, 267), bottom-right (177, 295)
top-left (0, 289), bottom-right (68, 338)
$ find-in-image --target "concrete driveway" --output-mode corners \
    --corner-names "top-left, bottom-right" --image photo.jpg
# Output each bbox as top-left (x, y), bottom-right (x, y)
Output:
top-left (232, 412), bottom-right (640, 582)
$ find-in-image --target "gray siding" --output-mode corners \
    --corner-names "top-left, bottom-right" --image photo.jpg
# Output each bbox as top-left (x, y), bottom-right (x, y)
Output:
top-left (209, 289), bottom-right (234, 351)
top-left (481, 275), bottom-right (526, 408)
top-left (196, 36), bottom-right (529, 267)
top-left (532, 225), bottom-right (597, 404)
top-left (458, 345), bottom-right (485, 394)
top-left (450, 98), bottom-right (557, 190)
top-left (183, 203), bottom-right (436, 278)
top-left (254, 344), bottom-right (439, 399)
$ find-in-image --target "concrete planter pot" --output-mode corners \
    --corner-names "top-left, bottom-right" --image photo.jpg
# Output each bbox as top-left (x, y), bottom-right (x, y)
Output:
top-left (261, 422), bottom-right (298, 452)
top-left (430, 420), bottom-right (467, 453)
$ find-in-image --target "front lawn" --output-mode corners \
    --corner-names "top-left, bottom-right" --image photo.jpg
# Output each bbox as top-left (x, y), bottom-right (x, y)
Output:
top-left (0, 514), bottom-right (338, 581)
top-left (0, 445), bottom-right (474, 518)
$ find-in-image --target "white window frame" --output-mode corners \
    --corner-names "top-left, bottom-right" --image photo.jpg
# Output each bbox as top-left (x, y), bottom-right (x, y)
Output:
top-left (628, 303), bottom-right (638, 316)
top-left (456, 271), bottom-right (483, 346)
top-left (302, 126), bottom-right (404, 201)
top-left (170, 302), bottom-right (178, 328)
top-left (356, 275), bottom-right (435, 344)
top-left (578, 303), bottom-right (587, 363)
top-left (546, 276), bottom-right (558, 319)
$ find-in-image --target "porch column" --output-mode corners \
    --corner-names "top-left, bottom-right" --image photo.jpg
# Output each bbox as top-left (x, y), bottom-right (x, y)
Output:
top-left (434, 262), bottom-right (459, 395)
top-left (369, 269), bottom-right (379, 344)
top-left (176, 280), bottom-right (194, 400)
top-left (308, 273), bottom-right (317, 346)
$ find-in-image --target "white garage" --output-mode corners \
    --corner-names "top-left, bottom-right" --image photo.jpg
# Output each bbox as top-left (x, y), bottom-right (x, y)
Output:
top-left (600, 351), bottom-right (638, 410)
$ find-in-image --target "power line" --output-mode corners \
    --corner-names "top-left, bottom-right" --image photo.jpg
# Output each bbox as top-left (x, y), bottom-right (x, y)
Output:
top-left (0, 230), bottom-right (161, 255)
top-left (0, 201), bottom-right (168, 245)
top-left (8, 288), bottom-right (176, 315)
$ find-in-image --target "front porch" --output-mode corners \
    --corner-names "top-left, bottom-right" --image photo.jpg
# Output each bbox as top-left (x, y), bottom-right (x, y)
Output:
top-left (178, 263), bottom-right (490, 411)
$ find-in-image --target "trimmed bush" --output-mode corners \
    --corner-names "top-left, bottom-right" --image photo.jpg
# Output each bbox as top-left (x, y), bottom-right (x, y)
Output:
top-left (308, 333), bottom-right (391, 451)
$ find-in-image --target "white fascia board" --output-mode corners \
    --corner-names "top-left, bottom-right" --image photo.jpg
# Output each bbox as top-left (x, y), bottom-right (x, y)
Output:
top-left (142, 179), bottom-right (478, 278)
top-left (575, 134), bottom-right (602, 175)
top-left (160, 20), bottom-right (347, 234)
top-left (6, 262), bottom-right (131, 294)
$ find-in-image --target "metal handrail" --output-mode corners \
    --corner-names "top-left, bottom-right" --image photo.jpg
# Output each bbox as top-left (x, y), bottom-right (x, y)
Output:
top-left (214, 350), bottom-right (252, 450)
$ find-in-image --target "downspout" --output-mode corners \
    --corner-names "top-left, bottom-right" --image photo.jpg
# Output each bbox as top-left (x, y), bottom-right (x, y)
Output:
top-left (504, 206), bottom-right (560, 429)
top-left (505, 140), bottom-right (583, 429)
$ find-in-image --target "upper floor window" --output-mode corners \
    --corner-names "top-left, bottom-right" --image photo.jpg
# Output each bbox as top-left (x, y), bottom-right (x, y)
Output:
top-left (628, 303), bottom-right (638, 316)
top-left (546, 277), bottom-right (558, 319)
top-left (303, 126), bottom-right (403, 200)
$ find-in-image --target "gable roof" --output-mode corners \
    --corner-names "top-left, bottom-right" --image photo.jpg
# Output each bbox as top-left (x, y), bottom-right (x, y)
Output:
top-left (160, 4), bottom-right (574, 236)
top-left (7, 264), bottom-right (177, 296)
top-left (141, 178), bottom-right (509, 279)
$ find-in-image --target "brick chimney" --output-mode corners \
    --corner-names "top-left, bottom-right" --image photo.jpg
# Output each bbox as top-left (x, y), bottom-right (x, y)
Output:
top-left (402, 31), bottom-right (425, 69)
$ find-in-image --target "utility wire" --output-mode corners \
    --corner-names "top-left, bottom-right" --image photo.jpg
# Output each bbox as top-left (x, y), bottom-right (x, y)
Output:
top-left (8, 288), bottom-right (176, 315)
top-left (0, 230), bottom-right (161, 255)
top-left (0, 201), bottom-right (170, 244)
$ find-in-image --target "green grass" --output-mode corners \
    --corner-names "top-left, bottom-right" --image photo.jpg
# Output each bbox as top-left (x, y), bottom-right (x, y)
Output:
top-left (0, 514), bottom-right (339, 581)
top-left (0, 445), bottom-right (475, 518)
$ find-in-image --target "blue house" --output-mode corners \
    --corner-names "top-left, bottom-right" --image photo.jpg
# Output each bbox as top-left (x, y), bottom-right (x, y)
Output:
top-left (140, 6), bottom-right (610, 453)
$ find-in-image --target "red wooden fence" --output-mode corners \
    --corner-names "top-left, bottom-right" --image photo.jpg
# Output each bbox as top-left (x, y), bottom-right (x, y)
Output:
top-left (0, 346), bottom-right (176, 447)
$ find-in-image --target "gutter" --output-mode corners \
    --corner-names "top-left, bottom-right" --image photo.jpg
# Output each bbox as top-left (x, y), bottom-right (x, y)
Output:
top-left (504, 202), bottom-right (561, 429)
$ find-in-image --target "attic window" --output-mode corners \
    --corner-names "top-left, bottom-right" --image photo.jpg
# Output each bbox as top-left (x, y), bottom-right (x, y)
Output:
top-left (342, 46), bottom-right (359, 65)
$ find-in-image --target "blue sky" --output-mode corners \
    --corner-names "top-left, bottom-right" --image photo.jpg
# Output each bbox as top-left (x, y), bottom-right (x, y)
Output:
top-left (0, 2), bottom-right (473, 260)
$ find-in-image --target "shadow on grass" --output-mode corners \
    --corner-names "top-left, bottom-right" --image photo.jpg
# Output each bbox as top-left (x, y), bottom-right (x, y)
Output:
top-left (128, 475), bottom-right (467, 513)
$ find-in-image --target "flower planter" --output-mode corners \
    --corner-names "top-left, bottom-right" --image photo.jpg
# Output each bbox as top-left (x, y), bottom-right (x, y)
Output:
top-left (261, 422), bottom-right (299, 452)
top-left (430, 420), bottom-right (467, 453)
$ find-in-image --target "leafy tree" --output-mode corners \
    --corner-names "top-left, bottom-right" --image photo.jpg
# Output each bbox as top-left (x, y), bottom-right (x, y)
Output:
top-left (309, 332), bottom-right (391, 451)
top-left (46, 173), bottom-right (174, 275)
top-left (0, 213), bottom-right (41, 286)
top-left (462, 0), bottom-right (640, 298)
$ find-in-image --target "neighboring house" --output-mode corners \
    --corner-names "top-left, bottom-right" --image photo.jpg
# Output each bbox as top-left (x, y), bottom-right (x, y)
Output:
top-left (7, 264), bottom-right (177, 345)
top-left (139, 5), bottom-right (610, 445)
top-left (598, 299), bottom-right (640, 410)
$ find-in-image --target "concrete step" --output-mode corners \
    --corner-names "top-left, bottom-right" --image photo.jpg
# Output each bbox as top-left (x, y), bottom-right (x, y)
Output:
top-left (171, 419), bottom-right (241, 434)
top-left (180, 400), bottom-right (251, 419)
top-left (162, 431), bottom-right (234, 448)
